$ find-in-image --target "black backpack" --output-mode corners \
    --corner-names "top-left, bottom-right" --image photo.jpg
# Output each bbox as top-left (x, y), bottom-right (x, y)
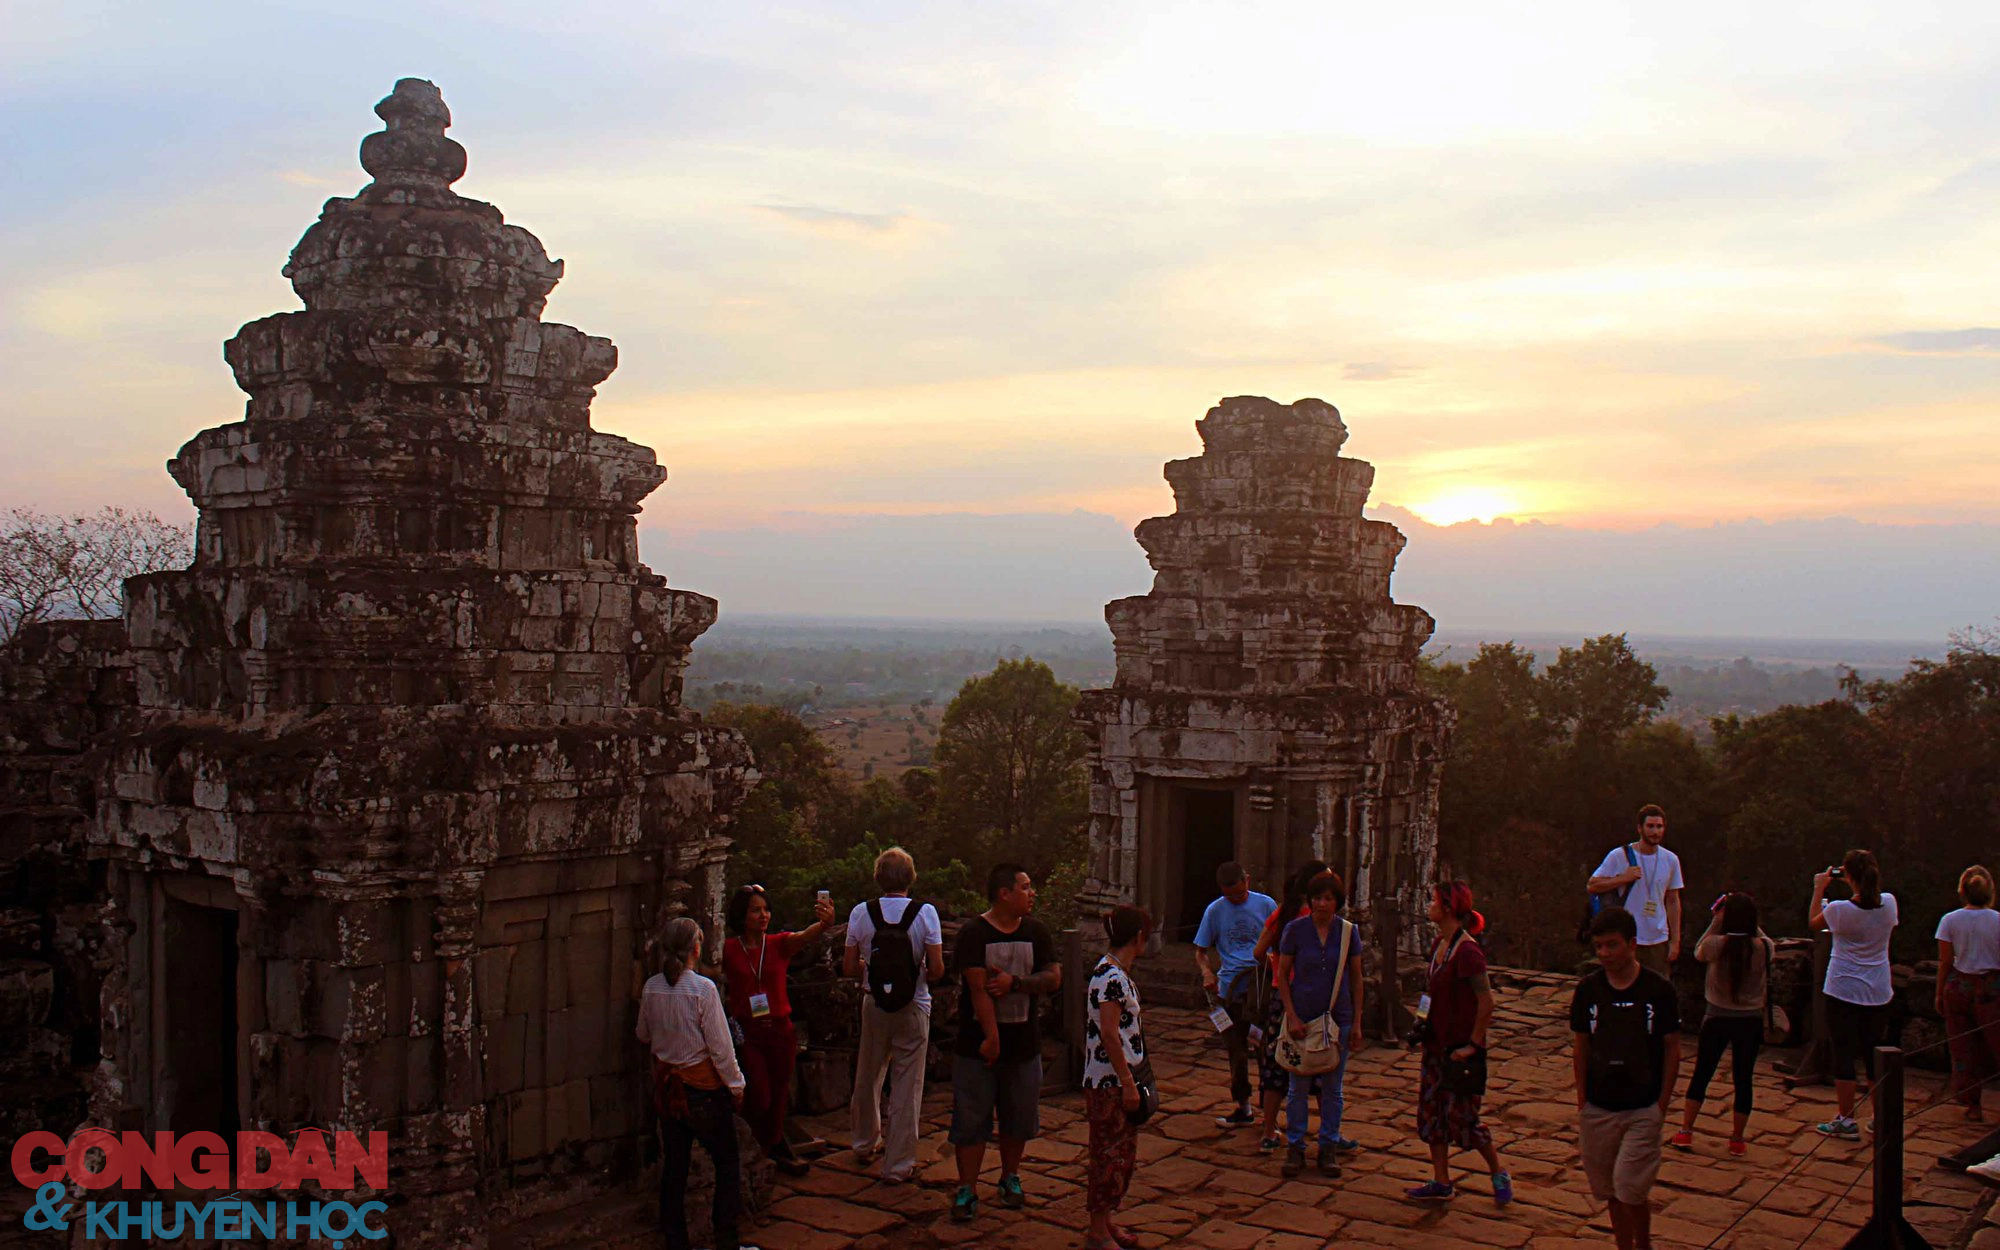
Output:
top-left (865, 898), bottom-right (923, 1013)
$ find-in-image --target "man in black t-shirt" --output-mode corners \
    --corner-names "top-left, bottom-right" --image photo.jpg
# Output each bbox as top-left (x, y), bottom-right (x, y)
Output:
top-left (1571, 906), bottom-right (1682, 1250)
top-left (947, 862), bottom-right (1060, 1224)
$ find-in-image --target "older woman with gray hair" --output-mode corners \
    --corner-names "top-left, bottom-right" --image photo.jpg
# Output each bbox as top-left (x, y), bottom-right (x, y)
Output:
top-left (637, 916), bottom-right (760, 1250)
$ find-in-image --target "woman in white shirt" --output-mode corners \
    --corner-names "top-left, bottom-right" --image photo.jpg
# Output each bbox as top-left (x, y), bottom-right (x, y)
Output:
top-left (1936, 865), bottom-right (2000, 1122)
top-left (637, 917), bottom-right (759, 1250)
top-left (1809, 849), bottom-right (1898, 1141)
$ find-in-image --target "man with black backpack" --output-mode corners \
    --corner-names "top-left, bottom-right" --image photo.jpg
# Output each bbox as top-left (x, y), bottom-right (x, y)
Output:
top-left (843, 846), bottom-right (946, 1183)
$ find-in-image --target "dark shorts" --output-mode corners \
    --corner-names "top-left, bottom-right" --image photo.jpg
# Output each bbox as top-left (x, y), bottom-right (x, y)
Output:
top-left (949, 1053), bottom-right (1043, 1145)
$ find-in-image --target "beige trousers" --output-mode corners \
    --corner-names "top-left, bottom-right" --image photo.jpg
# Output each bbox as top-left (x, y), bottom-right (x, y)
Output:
top-left (851, 1000), bottom-right (931, 1180)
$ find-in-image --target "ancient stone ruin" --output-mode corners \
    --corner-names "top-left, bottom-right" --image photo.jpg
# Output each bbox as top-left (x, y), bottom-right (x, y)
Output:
top-left (1076, 396), bottom-right (1451, 1000)
top-left (1, 79), bottom-right (754, 1243)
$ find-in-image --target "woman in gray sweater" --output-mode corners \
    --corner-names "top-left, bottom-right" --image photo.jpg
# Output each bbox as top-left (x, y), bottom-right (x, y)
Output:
top-left (1671, 893), bottom-right (1773, 1155)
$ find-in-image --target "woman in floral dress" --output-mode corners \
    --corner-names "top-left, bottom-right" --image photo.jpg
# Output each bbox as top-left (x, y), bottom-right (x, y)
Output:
top-left (1084, 905), bottom-right (1153, 1250)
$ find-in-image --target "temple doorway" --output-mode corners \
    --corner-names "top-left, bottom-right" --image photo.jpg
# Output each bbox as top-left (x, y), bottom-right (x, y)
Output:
top-left (163, 895), bottom-right (240, 1135)
top-left (1174, 787), bottom-right (1237, 937)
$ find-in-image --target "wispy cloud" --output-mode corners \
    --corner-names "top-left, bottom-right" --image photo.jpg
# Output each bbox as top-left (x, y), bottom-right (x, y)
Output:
top-left (1343, 361), bottom-right (1413, 381)
top-left (751, 203), bottom-right (936, 244)
top-left (1868, 328), bottom-right (2000, 355)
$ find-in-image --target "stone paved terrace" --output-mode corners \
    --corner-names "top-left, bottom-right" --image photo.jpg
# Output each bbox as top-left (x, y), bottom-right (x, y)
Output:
top-left (498, 978), bottom-right (2000, 1250)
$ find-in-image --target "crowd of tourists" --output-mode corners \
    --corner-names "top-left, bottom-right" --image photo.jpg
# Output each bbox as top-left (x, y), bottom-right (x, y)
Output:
top-left (633, 814), bottom-right (2000, 1250)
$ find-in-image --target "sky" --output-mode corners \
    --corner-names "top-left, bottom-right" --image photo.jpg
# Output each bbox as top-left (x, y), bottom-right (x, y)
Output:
top-left (4, 1), bottom-right (2000, 637)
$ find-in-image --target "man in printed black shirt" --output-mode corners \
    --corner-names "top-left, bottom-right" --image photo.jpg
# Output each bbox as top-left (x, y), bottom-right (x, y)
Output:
top-left (1572, 906), bottom-right (1681, 1250)
top-left (948, 862), bottom-right (1061, 1225)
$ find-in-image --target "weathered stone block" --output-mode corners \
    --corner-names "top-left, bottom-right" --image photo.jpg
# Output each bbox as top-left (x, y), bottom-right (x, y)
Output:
top-left (506, 939), bottom-right (546, 1014)
top-left (506, 1087), bottom-right (545, 1162)
top-left (0, 959), bottom-right (55, 1034)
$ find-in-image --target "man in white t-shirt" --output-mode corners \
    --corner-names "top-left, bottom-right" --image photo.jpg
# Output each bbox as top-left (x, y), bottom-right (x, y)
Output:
top-left (1588, 804), bottom-right (1684, 976)
top-left (843, 846), bottom-right (946, 1183)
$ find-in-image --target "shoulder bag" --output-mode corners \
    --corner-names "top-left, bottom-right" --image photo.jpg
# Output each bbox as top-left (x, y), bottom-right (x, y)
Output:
top-left (1274, 919), bottom-right (1354, 1077)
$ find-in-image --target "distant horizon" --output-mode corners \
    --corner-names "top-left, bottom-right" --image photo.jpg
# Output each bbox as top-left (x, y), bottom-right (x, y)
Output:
top-left (649, 505), bottom-right (1997, 645)
top-left (708, 611), bottom-right (1948, 647)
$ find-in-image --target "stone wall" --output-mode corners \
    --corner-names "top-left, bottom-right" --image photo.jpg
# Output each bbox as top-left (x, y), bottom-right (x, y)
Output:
top-left (0, 619), bottom-right (128, 1140)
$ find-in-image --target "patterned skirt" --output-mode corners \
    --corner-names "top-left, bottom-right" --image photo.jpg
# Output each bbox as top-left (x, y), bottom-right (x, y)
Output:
top-left (1416, 1049), bottom-right (1492, 1151)
top-left (1085, 1086), bottom-right (1138, 1213)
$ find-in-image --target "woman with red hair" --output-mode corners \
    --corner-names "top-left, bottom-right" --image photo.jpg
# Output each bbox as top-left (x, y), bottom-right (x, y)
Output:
top-left (1406, 881), bottom-right (1513, 1205)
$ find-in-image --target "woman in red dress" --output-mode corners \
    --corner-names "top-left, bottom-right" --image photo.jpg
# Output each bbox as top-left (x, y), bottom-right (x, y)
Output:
top-left (1406, 880), bottom-right (1513, 1205)
top-left (722, 885), bottom-right (835, 1175)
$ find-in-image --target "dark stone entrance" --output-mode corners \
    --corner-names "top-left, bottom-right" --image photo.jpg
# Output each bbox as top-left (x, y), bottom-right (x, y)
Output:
top-left (1175, 787), bottom-right (1236, 936)
top-left (163, 894), bottom-right (238, 1136)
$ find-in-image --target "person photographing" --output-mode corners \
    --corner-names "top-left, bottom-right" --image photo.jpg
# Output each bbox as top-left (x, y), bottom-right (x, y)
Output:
top-left (1810, 849), bottom-right (1898, 1141)
top-left (1672, 892), bottom-right (1773, 1155)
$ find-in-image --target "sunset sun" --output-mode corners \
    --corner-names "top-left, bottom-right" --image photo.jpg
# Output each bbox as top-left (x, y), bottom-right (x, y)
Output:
top-left (1406, 486), bottom-right (1521, 527)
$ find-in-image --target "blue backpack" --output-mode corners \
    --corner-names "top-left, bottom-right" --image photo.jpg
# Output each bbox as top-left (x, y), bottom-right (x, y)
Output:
top-left (1579, 843), bottom-right (1640, 940)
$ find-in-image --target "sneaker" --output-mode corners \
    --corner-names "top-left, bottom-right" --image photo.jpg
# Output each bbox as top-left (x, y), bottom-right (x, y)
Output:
top-left (1258, 1132), bottom-right (1285, 1153)
top-left (1492, 1172), bottom-right (1514, 1206)
top-left (1670, 1130), bottom-right (1694, 1150)
top-left (1406, 1180), bottom-right (1455, 1202)
top-left (1216, 1106), bottom-right (1257, 1128)
top-left (1282, 1144), bottom-right (1306, 1179)
top-left (1316, 1147), bottom-right (1341, 1178)
top-left (997, 1174), bottom-right (1025, 1209)
top-left (950, 1185), bottom-right (978, 1222)
top-left (1728, 1139), bottom-right (1747, 1157)
top-left (1328, 1135), bottom-right (1362, 1153)
top-left (1815, 1117), bottom-right (1861, 1141)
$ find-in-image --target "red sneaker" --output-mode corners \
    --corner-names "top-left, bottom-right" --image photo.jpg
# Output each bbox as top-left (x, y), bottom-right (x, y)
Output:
top-left (1728, 1139), bottom-right (1747, 1157)
top-left (1670, 1131), bottom-right (1694, 1150)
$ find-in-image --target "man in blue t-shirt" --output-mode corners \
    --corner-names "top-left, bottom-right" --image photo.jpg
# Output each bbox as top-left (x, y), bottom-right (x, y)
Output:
top-left (1194, 860), bottom-right (1278, 1127)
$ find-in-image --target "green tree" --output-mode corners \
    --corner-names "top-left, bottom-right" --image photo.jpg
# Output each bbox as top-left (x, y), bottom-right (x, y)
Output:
top-left (1709, 701), bottom-right (1872, 938)
top-left (1852, 635), bottom-right (2000, 953)
top-left (707, 702), bottom-right (848, 902)
top-left (1427, 636), bottom-right (1710, 970)
top-left (933, 658), bottom-right (1088, 879)
top-left (1539, 634), bottom-right (1673, 854)
top-left (1427, 642), bottom-right (1553, 871)
top-left (1539, 633), bottom-right (1670, 742)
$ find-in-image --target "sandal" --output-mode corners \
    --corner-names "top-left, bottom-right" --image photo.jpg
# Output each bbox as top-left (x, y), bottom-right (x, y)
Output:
top-left (1109, 1225), bottom-right (1141, 1249)
top-left (1258, 1132), bottom-right (1285, 1153)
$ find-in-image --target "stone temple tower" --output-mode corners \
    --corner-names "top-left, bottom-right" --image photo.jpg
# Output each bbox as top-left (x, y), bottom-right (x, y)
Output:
top-left (85, 80), bottom-right (753, 1241)
top-left (1076, 397), bottom-right (1451, 996)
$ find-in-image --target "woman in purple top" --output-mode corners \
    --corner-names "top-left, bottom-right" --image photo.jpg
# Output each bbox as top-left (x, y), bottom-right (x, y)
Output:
top-left (1275, 871), bottom-right (1365, 1181)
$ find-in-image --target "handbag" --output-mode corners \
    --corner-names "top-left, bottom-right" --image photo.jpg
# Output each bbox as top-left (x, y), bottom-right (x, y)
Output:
top-left (1440, 1047), bottom-right (1487, 1098)
top-left (1274, 919), bottom-right (1354, 1077)
top-left (1125, 1055), bottom-right (1159, 1126)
